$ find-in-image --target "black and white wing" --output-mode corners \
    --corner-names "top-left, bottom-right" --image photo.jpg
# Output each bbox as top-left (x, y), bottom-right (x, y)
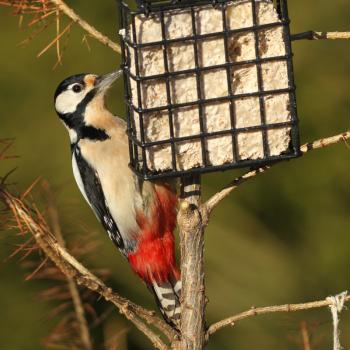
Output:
top-left (72, 145), bottom-right (127, 255)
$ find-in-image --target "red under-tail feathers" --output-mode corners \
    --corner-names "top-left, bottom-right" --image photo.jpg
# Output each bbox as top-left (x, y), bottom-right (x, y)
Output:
top-left (127, 183), bottom-right (181, 327)
top-left (127, 183), bottom-right (179, 283)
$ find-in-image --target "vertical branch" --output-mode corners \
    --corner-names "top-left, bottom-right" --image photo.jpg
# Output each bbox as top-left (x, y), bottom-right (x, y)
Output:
top-left (55, 9), bottom-right (62, 66)
top-left (177, 175), bottom-right (206, 350)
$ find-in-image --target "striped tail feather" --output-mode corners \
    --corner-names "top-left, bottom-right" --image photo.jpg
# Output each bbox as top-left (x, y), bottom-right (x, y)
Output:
top-left (149, 279), bottom-right (182, 328)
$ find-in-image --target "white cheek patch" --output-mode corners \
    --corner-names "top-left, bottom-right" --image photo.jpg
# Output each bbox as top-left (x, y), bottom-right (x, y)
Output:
top-left (55, 87), bottom-right (93, 114)
top-left (72, 152), bottom-right (90, 204)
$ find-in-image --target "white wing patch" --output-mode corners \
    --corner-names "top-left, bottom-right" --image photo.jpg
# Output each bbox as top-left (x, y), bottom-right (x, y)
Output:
top-left (72, 152), bottom-right (90, 205)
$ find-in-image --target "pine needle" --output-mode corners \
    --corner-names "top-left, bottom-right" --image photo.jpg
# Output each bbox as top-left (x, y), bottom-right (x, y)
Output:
top-left (37, 21), bottom-right (72, 58)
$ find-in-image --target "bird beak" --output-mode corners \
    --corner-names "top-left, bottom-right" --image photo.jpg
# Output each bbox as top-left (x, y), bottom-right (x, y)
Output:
top-left (95, 70), bottom-right (122, 94)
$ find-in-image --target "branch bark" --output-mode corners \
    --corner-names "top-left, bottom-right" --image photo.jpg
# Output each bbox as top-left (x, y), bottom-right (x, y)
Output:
top-left (204, 130), bottom-right (350, 216)
top-left (1, 190), bottom-right (176, 350)
top-left (292, 31), bottom-right (350, 41)
top-left (207, 294), bottom-right (350, 338)
top-left (177, 175), bottom-right (206, 350)
top-left (2, 1), bottom-right (350, 347)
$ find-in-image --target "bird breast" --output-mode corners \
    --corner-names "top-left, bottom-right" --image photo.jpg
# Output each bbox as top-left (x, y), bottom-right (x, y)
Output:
top-left (78, 126), bottom-right (143, 240)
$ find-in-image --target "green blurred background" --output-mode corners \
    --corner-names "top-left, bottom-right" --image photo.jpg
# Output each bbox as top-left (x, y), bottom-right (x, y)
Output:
top-left (1, 1), bottom-right (350, 349)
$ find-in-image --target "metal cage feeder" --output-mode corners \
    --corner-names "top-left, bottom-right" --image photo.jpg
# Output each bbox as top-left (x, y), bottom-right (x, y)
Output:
top-left (119, 0), bottom-right (301, 180)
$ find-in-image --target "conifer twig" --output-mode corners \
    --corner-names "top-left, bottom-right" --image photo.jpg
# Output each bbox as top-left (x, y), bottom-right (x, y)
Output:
top-left (0, 0), bottom-right (121, 55)
top-left (50, 0), bottom-right (121, 53)
top-left (0, 190), bottom-right (175, 350)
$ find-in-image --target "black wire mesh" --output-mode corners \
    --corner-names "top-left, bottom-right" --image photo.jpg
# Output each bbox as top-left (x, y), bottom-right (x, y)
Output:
top-left (120, 0), bottom-right (301, 180)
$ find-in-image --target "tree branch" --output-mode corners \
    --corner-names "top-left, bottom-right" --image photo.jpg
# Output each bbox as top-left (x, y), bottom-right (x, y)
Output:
top-left (50, 0), bottom-right (121, 54)
top-left (178, 175), bottom-right (206, 350)
top-left (292, 31), bottom-right (350, 41)
top-left (207, 294), bottom-right (350, 338)
top-left (1, 190), bottom-right (176, 350)
top-left (204, 130), bottom-right (350, 216)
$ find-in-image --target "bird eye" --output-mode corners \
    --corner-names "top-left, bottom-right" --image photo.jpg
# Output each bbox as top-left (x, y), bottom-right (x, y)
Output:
top-left (72, 84), bottom-right (82, 93)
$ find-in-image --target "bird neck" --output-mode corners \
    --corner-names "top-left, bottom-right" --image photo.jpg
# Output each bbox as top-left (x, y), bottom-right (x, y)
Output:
top-left (59, 93), bottom-right (113, 148)
top-left (84, 94), bottom-right (116, 130)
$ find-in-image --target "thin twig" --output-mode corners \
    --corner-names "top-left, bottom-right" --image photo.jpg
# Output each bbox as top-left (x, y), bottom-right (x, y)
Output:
top-left (25, 256), bottom-right (49, 280)
top-left (1, 0), bottom-right (121, 54)
top-left (27, 9), bottom-right (56, 26)
top-left (207, 295), bottom-right (350, 338)
top-left (1, 190), bottom-right (174, 350)
top-left (43, 181), bottom-right (93, 350)
top-left (0, 139), bottom-right (18, 161)
top-left (0, 1), bottom-right (53, 13)
top-left (299, 131), bottom-right (350, 153)
top-left (55, 9), bottom-right (62, 66)
top-left (300, 321), bottom-right (312, 350)
top-left (37, 21), bottom-right (72, 57)
top-left (50, 0), bottom-right (121, 54)
top-left (292, 31), bottom-right (350, 41)
top-left (18, 19), bottom-right (54, 47)
top-left (204, 130), bottom-right (350, 216)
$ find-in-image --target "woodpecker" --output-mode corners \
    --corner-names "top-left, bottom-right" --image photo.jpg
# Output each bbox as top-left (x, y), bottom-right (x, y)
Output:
top-left (54, 71), bottom-right (181, 327)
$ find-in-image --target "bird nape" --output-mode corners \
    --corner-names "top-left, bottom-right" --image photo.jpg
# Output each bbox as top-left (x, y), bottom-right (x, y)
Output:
top-left (54, 71), bottom-right (181, 328)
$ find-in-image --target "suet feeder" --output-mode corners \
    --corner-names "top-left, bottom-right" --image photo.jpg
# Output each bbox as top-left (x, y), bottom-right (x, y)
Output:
top-left (119, 0), bottom-right (301, 180)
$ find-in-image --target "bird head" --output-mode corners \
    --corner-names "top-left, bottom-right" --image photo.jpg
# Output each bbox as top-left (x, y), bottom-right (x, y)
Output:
top-left (54, 71), bottom-right (122, 141)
